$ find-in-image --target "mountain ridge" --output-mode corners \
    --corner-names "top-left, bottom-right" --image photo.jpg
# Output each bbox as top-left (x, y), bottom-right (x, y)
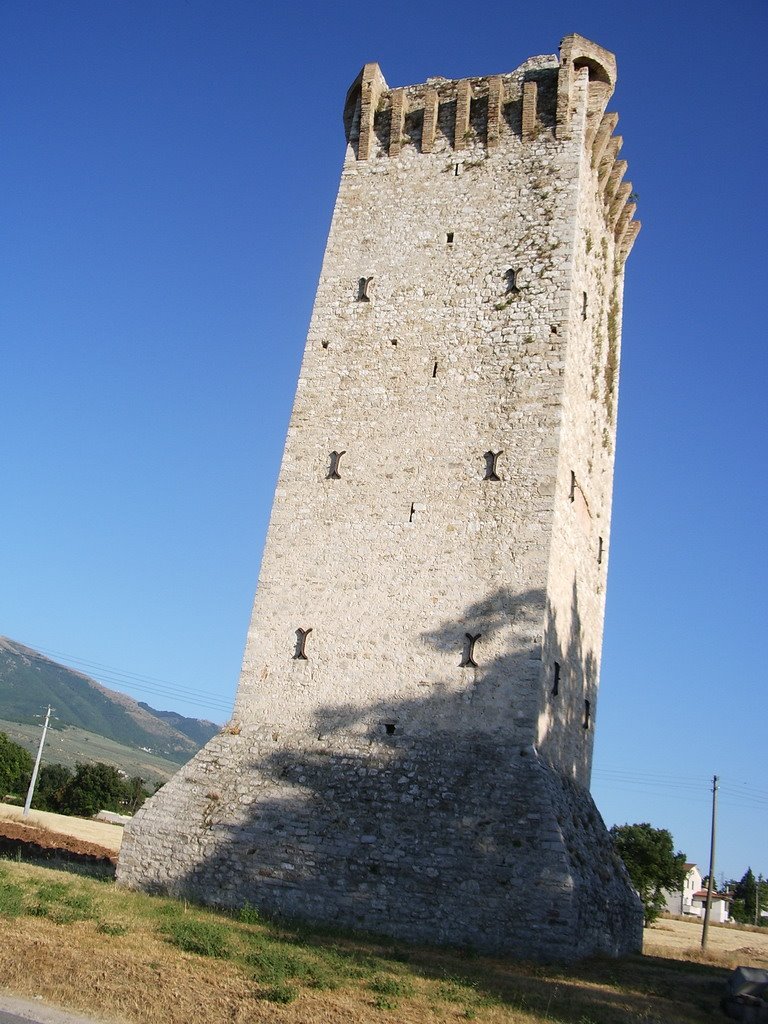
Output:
top-left (0, 637), bottom-right (220, 765)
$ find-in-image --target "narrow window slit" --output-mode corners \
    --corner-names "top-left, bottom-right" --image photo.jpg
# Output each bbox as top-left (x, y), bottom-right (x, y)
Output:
top-left (552, 662), bottom-right (561, 696)
top-left (582, 292), bottom-right (588, 320)
top-left (432, 361), bottom-right (438, 378)
top-left (583, 699), bottom-right (591, 729)
top-left (408, 502), bottom-right (416, 523)
top-left (461, 632), bottom-right (481, 668)
top-left (328, 450), bottom-right (346, 480)
top-left (569, 471), bottom-right (576, 503)
top-left (454, 162), bottom-right (462, 176)
top-left (484, 450), bottom-right (503, 481)
top-left (505, 268), bottom-right (519, 293)
top-left (446, 231), bottom-right (454, 245)
top-left (294, 628), bottom-right (313, 661)
top-left (597, 536), bottom-right (604, 564)
top-left (357, 276), bottom-right (373, 302)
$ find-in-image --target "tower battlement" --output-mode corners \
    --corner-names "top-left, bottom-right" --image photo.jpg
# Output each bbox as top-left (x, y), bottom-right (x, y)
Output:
top-left (119, 34), bottom-right (644, 960)
top-left (344, 35), bottom-right (638, 264)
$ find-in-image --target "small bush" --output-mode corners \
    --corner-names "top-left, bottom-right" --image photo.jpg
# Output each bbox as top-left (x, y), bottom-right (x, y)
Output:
top-left (373, 996), bottom-right (398, 1010)
top-left (97, 921), bottom-right (128, 936)
top-left (370, 974), bottom-right (415, 998)
top-left (163, 918), bottom-right (232, 958)
top-left (238, 902), bottom-right (261, 924)
top-left (259, 983), bottom-right (298, 1004)
top-left (306, 967), bottom-right (340, 991)
top-left (245, 941), bottom-right (313, 984)
top-left (436, 979), bottom-right (472, 1003)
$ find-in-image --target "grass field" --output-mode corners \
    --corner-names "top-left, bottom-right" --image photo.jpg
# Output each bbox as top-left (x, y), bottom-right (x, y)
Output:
top-left (2, 860), bottom-right (766, 1024)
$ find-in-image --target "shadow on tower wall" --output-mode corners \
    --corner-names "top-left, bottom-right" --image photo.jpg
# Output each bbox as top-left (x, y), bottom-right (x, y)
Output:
top-left (122, 584), bottom-right (641, 959)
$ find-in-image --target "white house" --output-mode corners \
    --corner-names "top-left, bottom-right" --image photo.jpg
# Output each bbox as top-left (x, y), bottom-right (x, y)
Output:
top-left (663, 863), bottom-right (732, 923)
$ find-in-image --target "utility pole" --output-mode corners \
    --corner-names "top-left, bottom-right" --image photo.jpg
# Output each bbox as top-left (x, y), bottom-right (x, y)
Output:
top-left (756, 873), bottom-right (762, 927)
top-left (23, 705), bottom-right (53, 818)
top-left (701, 774), bottom-right (718, 948)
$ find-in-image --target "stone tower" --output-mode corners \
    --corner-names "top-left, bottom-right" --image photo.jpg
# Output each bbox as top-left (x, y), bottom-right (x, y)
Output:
top-left (118, 34), bottom-right (643, 958)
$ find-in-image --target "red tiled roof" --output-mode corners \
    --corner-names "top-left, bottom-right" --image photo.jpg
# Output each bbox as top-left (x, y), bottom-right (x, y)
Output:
top-left (692, 890), bottom-right (732, 902)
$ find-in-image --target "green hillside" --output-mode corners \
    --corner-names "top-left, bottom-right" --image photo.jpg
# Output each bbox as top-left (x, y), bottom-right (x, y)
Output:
top-left (0, 719), bottom-right (182, 786)
top-left (0, 638), bottom-right (219, 766)
top-left (137, 702), bottom-right (219, 746)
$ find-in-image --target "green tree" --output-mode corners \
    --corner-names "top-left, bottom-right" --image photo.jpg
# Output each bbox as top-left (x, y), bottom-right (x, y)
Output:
top-left (122, 776), bottom-right (148, 814)
top-left (732, 868), bottom-right (759, 924)
top-left (0, 732), bottom-right (33, 802)
top-left (58, 762), bottom-right (127, 817)
top-left (32, 762), bottom-right (73, 812)
top-left (610, 822), bottom-right (686, 925)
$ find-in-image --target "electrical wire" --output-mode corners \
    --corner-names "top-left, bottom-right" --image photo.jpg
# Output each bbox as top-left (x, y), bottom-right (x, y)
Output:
top-left (12, 638), bottom-right (233, 718)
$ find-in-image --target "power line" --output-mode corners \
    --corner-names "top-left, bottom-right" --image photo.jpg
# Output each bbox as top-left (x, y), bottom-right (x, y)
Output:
top-left (13, 638), bottom-right (233, 717)
top-left (592, 767), bottom-right (768, 810)
top-left (27, 641), bottom-right (229, 704)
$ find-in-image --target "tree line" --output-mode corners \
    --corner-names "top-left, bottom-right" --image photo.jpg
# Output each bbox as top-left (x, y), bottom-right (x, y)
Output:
top-left (0, 731), bottom-right (151, 817)
top-left (723, 868), bottom-right (768, 926)
top-left (610, 822), bottom-right (767, 927)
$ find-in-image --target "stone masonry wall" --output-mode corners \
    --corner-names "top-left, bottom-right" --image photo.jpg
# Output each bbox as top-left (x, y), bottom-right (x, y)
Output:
top-left (118, 35), bottom-right (643, 958)
top-left (119, 731), bottom-right (642, 959)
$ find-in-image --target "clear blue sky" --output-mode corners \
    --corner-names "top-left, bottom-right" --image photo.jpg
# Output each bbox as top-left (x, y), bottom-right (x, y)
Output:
top-left (1, 1), bottom-right (765, 883)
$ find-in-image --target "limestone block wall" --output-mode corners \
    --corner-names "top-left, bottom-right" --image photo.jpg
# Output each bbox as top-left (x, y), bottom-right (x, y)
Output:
top-left (537, 48), bottom-right (639, 783)
top-left (118, 34), bottom-right (643, 958)
top-left (119, 730), bottom-right (642, 959)
top-left (233, 56), bottom-right (576, 746)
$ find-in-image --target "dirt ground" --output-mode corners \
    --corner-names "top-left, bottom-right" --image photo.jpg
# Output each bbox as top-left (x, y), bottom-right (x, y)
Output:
top-left (0, 803), bottom-right (123, 854)
top-left (645, 914), bottom-right (768, 967)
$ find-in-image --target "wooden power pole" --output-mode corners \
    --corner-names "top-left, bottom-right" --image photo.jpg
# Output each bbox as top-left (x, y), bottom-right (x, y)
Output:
top-left (701, 774), bottom-right (719, 948)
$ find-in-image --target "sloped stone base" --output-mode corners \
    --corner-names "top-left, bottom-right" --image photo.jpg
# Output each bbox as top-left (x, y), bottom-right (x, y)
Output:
top-left (117, 729), bottom-right (642, 959)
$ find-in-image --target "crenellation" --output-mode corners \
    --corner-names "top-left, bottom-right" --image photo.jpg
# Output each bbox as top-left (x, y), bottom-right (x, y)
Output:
top-left (609, 181), bottom-right (633, 229)
top-left (618, 218), bottom-right (641, 262)
top-left (591, 111), bottom-right (618, 168)
top-left (119, 33), bottom-right (643, 960)
top-left (388, 88), bottom-right (406, 156)
top-left (357, 64), bottom-right (385, 161)
top-left (485, 75), bottom-right (503, 149)
top-left (521, 79), bottom-right (538, 140)
top-left (421, 86), bottom-right (439, 153)
top-left (454, 78), bottom-right (472, 147)
top-left (604, 159), bottom-right (628, 204)
top-left (614, 200), bottom-right (637, 247)
top-left (598, 135), bottom-right (622, 187)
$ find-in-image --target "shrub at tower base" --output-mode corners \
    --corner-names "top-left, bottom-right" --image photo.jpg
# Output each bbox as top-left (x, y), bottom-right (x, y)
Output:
top-left (118, 34), bottom-right (644, 958)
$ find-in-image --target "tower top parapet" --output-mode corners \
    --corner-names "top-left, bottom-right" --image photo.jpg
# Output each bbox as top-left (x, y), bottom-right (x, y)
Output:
top-left (343, 35), bottom-right (639, 262)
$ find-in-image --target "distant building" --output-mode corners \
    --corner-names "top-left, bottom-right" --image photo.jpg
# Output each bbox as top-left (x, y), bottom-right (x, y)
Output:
top-left (663, 864), bottom-right (732, 924)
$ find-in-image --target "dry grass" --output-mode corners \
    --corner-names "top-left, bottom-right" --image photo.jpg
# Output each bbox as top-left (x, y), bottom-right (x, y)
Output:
top-left (1, 859), bottom-right (764, 1024)
top-left (645, 915), bottom-right (768, 968)
top-left (0, 802), bottom-right (123, 853)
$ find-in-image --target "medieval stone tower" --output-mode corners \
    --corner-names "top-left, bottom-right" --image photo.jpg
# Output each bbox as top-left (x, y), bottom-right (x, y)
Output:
top-left (118, 34), bottom-right (643, 958)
